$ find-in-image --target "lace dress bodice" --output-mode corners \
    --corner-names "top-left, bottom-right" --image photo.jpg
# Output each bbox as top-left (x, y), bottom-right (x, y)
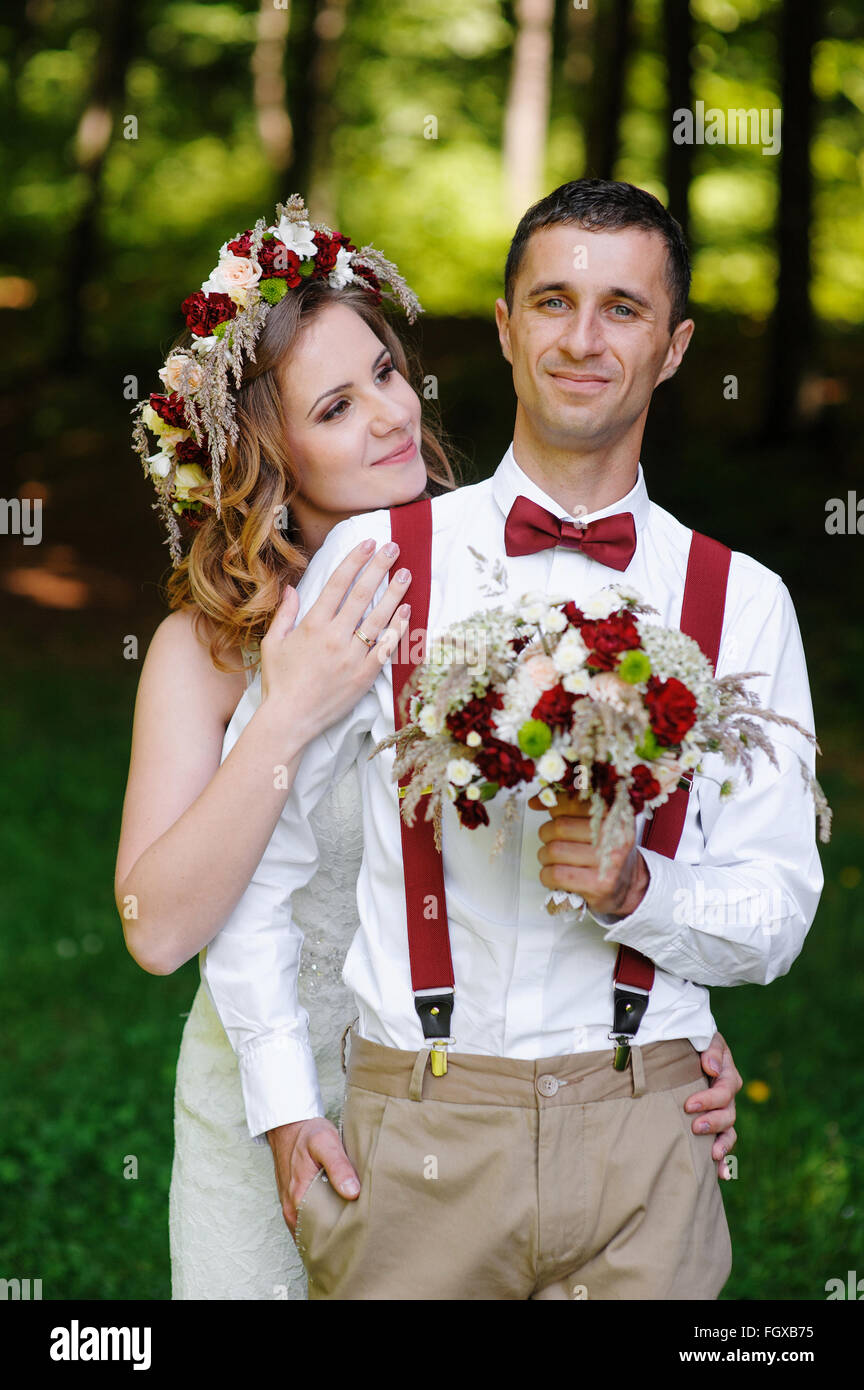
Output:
top-left (169, 749), bottom-right (363, 1300)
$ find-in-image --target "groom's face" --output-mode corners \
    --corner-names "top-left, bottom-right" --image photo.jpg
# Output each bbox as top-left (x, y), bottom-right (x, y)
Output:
top-left (495, 223), bottom-right (694, 452)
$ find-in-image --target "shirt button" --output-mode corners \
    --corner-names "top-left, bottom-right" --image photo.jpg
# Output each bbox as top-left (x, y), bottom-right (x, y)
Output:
top-left (536, 1074), bottom-right (559, 1097)
top-left (573, 1026), bottom-right (587, 1048)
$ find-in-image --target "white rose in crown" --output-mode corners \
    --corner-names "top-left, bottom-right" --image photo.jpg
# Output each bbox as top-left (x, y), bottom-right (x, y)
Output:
top-left (158, 353), bottom-right (203, 394)
top-left (201, 254), bottom-right (263, 306)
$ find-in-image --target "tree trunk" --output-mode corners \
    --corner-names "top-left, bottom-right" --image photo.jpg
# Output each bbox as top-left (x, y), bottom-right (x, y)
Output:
top-left (503, 0), bottom-right (556, 218)
top-left (57, 0), bottom-right (139, 367)
top-left (302, 0), bottom-right (351, 225)
top-left (662, 0), bottom-right (693, 244)
top-left (252, 0), bottom-right (293, 201)
top-left (762, 0), bottom-right (820, 439)
top-left (585, 0), bottom-right (633, 179)
top-left (558, 0), bottom-right (594, 161)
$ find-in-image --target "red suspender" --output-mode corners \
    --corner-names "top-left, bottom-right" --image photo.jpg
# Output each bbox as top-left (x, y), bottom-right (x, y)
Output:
top-left (389, 501), bottom-right (455, 1059)
top-left (611, 531), bottom-right (731, 1065)
top-left (390, 504), bottom-right (732, 1067)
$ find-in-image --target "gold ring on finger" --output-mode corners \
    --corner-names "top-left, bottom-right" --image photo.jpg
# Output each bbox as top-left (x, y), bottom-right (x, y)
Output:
top-left (353, 625), bottom-right (377, 649)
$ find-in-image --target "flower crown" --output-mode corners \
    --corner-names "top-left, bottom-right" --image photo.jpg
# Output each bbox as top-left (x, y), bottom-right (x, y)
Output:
top-left (131, 194), bottom-right (423, 565)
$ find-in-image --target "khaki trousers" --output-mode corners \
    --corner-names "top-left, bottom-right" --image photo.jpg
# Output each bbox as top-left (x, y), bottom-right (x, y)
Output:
top-left (294, 1030), bottom-right (732, 1301)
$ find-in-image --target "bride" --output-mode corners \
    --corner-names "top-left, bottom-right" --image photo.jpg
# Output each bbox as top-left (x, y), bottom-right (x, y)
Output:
top-left (114, 196), bottom-right (742, 1300)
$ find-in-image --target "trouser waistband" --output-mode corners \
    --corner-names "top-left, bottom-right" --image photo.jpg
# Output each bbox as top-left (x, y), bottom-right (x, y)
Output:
top-left (343, 1029), bottom-right (704, 1106)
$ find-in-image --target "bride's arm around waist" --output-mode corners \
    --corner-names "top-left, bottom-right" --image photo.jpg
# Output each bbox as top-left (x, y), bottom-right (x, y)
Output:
top-left (114, 537), bottom-right (408, 975)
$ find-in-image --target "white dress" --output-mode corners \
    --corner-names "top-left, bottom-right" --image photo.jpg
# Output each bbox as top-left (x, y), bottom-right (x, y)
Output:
top-left (168, 758), bottom-right (363, 1300)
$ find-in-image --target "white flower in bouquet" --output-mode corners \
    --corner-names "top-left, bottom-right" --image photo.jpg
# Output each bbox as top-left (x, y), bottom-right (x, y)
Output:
top-left (581, 589), bottom-right (623, 619)
top-left (587, 671), bottom-right (645, 715)
top-left (418, 706), bottom-right (442, 737)
top-left (640, 623), bottom-right (716, 709)
top-left (554, 627), bottom-right (589, 674)
top-left (517, 593), bottom-right (548, 625)
top-left (522, 655), bottom-right (559, 691)
top-left (447, 758), bottom-right (478, 787)
top-left (540, 606), bottom-right (569, 634)
top-left (562, 670), bottom-right (591, 695)
top-left (537, 750), bottom-right (567, 782)
top-left (653, 753), bottom-right (686, 794)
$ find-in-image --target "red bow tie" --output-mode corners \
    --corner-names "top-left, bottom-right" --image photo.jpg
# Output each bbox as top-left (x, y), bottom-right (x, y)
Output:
top-left (504, 495), bottom-right (637, 571)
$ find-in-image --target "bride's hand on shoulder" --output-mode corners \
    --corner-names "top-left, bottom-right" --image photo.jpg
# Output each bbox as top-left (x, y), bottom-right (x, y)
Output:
top-left (260, 538), bottom-right (411, 738)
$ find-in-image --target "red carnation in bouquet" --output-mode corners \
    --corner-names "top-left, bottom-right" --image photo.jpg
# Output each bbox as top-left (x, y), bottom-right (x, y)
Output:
top-left (453, 791), bottom-right (490, 829)
top-left (591, 760), bottom-right (621, 810)
top-left (579, 610), bottom-right (642, 670)
top-left (645, 675), bottom-right (698, 745)
top-left (446, 692), bottom-right (504, 742)
top-left (628, 763), bottom-right (662, 812)
top-left (532, 685), bottom-right (580, 731)
top-left (474, 736), bottom-right (536, 790)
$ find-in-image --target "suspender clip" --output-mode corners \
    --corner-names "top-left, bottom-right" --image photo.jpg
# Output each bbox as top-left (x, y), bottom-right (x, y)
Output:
top-left (414, 988), bottom-right (454, 1039)
top-left (609, 984), bottom-right (650, 1071)
top-left (414, 989), bottom-right (455, 1076)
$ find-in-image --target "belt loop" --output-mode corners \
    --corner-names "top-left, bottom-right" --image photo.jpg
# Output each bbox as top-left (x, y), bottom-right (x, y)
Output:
top-left (409, 1046), bottom-right (432, 1101)
top-left (630, 1044), bottom-right (646, 1099)
top-left (340, 1018), bottom-right (358, 1076)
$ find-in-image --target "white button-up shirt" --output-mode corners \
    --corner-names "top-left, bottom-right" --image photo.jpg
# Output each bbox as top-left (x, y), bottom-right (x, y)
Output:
top-left (201, 446), bottom-right (824, 1140)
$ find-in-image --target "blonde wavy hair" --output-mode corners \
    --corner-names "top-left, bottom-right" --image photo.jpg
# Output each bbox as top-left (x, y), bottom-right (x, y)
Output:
top-left (163, 280), bottom-right (456, 672)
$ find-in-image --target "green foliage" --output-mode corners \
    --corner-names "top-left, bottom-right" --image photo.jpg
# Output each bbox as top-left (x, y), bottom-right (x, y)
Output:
top-left (3, 0), bottom-right (862, 350)
top-left (0, 654), bottom-right (198, 1298)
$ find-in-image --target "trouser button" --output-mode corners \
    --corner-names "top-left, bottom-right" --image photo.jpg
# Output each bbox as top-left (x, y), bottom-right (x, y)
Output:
top-left (536, 1073), bottom-right (559, 1097)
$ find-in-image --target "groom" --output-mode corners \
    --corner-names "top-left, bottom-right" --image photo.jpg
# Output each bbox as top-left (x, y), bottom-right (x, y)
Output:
top-left (202, 179), bottom-right (823, 1299)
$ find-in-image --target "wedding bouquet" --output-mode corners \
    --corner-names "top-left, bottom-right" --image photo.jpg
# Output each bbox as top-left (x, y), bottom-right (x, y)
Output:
top-left (382, 584), bottom-right (831, 911)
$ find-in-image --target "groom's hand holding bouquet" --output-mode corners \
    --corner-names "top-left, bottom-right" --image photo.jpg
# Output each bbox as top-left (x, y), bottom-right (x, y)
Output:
top-left (532, 789), bottom-right (651, 916)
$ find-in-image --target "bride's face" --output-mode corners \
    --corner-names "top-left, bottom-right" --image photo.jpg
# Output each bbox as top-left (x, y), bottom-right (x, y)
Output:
top-left (277, 301), bottom-right (426, 544)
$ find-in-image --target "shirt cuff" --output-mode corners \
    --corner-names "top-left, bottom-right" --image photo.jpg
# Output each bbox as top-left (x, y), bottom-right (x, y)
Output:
top-left (587, 847), bottom-right (686, 956)
top-left (237, 1034), bottom-right (325, 1144)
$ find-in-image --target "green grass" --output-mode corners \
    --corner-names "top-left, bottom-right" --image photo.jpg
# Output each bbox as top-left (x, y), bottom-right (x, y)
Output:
top-left (0, 649), bottom-right (199, 1300)
top-left (0, 644), bottom-right (860, 1300)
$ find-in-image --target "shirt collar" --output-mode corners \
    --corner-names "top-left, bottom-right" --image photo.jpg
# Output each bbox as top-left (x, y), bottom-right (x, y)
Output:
top-left (491, 442), bottom-right (651, 533)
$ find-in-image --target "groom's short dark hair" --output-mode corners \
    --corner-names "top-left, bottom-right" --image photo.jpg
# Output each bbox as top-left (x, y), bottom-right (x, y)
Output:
top-left (504, 179), bottom-right (691, 333)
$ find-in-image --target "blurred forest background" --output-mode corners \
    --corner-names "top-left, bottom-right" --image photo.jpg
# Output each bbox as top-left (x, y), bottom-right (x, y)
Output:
top-left (1, 0), bottom-right (862, 1301)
